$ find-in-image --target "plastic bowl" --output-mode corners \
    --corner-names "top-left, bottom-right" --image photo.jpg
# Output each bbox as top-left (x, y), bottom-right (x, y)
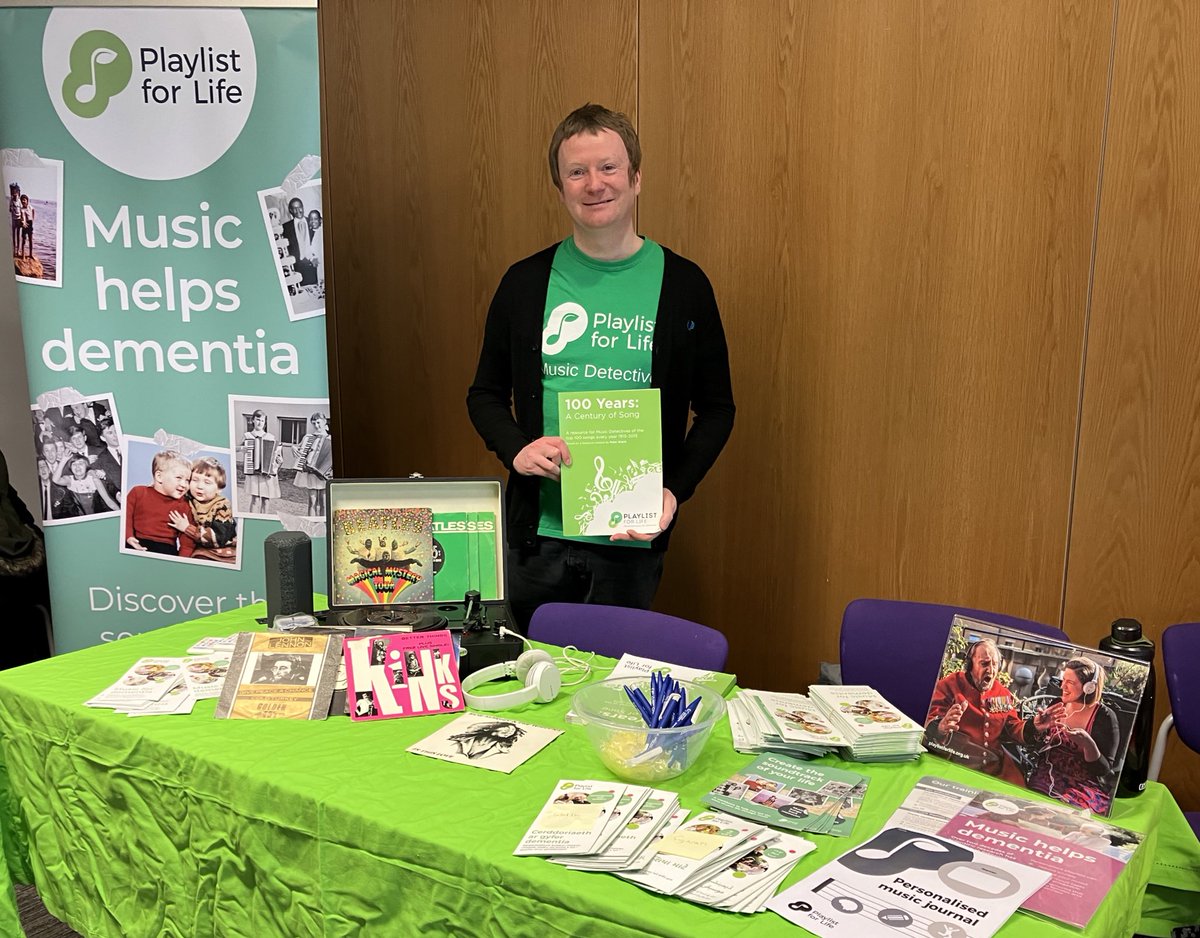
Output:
top-left (568, 676), bottom-right (726, 782)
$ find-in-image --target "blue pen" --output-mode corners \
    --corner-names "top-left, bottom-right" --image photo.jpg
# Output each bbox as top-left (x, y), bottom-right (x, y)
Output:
top-left (623, 685), bottom-right (646, 721)
top-left (656, 692), bottom-right (681, 728)
top-left (676, 696), bottom-right (701, 726)
top-left (662, 696), bottom-right (681, 728)
top-left (625, 685), bottom-right (654, 724)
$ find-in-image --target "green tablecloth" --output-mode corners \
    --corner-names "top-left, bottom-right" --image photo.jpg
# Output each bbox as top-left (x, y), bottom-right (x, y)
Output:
top-left (0, 605), bottom-right (1197, 937)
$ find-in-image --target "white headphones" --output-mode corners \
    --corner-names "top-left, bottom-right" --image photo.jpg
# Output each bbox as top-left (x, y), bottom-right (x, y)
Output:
top-left (461, 649), bottom-right (562, 711)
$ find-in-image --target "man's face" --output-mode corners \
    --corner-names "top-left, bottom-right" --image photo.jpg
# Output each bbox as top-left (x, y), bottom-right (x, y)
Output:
top-left (272, 661), bottom-right (293, 680)
top-left (969, 646), bottom-right (1001, 691)
top-left (69, 430), bottom-right (86, 451)
top-left (72, 403), bottom-right (88, 419)
top-left (557, 129), bottom-right (640, 235)
top-left (102, 424), bottom-right (119, 447)
top-left (288, 199), bottom-right (304, 219)
top-left (153, 462), bottom-right (190, 499)
top-left (37, 460), bottom-right (49, 481)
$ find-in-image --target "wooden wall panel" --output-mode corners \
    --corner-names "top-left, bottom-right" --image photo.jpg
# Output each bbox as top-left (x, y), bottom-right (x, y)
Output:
top-left (639, 1), bottom-right (1114, 689)
top-left (1066, 0), bottom-right (1200, 808)
top-left (319, 0), bottom-right (636, 478)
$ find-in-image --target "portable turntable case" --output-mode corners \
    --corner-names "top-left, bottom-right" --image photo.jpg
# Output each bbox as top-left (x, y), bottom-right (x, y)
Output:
top-left (325, 477), bottom-right (522, 675)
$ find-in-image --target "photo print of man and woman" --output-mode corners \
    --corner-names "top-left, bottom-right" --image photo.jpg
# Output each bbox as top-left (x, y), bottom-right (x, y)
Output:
top-left (257, 179), bottom-right (324, 321)
top-left (228, 395), bottom-right (331, 521)
top-left (119, 435), bottom-right (242, 569)
top-left (30, 394), bottom-right (124, 525)
top-left (3, 152), bottom-right (63, 287)
top-left (923, 616), bottom-right (1150, 816)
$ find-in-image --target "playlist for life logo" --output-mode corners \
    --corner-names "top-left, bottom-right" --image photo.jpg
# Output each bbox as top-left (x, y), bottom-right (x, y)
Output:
top-left (43, 8), bottom-right (258, 180)
top-left (542, 302), bottom-right (589, 355)
top-left (62, 30), bottom-right (132, 119)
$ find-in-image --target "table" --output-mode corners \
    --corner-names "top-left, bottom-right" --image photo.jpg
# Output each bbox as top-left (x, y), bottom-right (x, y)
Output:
top-left (0, 605), bottom-right (1198, 937)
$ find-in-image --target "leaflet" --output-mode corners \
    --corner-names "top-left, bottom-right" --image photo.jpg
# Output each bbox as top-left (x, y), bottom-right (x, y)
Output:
top-left (514, 780), bottom-right (628, 856)
top-left (767, 826), bottom-right (1051, 938)
top-left (886, 775), bottom-right (1144, 928)
top-left (703, 753), bottom-right (869, 836)
top-left (615, 810), bottom-right (767, 895)
top-left (680, 831), bottom-right (816, 913)
top-left (607, 653), bottom-right (738, 697)
top-left (84, 657), bottom-right (187, 709)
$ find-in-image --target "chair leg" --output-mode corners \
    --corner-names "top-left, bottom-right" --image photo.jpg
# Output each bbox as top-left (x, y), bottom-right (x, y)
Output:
top-left (1148, 713), bottom-right (1174, 783)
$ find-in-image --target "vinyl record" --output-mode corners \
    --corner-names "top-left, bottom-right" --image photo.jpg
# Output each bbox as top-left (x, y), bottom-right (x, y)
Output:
top-left (334, 606), bottom-right (448, 631)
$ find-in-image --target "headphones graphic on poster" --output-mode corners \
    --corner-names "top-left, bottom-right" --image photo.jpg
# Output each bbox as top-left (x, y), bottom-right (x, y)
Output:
top-left (42, 8), bottom-right (257, 180)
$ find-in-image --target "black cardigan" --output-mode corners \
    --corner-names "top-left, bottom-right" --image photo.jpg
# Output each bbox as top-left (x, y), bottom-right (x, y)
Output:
top-left (467, 243), bottom-right (735, 552)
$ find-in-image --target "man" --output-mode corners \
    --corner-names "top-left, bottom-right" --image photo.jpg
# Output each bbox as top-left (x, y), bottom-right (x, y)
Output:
top-left (925, 638), bottom-right (1059, 785)
top-left (257, 658), bottom-right (301, 684)
top-left (467, 104), bottom-right (735, 628)
top-left (61, 403), bottom-right (101, 448)
top-left (282, 197), bottom-right (316, 286)
top-left (89, 422), bottom-right (123, 503)
top-left (34, 458), bottom-right (72, 522)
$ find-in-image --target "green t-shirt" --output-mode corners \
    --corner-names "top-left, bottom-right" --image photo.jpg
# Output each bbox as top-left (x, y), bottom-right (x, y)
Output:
top-left (538, 236), bottom-right (664, 543)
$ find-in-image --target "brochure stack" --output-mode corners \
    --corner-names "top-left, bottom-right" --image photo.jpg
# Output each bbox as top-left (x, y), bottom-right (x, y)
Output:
top-left (728, 689), bottom-right (849, 757)
top-left (808, 684), bottom-right (924, 761)
top-left (516, 781), bottom-right (816, 914)
top-left (702, 753), bottom-right (869, 837)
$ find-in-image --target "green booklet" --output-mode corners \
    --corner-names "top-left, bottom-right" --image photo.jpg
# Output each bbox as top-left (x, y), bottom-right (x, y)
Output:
top-left (558, 389), bottom-right (663, 537)
top-left (431, 511), bottom-right (498, 600)
top-left (702, 753), bottom-right (869, 837)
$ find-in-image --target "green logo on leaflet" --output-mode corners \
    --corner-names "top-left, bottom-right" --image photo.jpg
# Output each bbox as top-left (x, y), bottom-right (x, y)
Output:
top-left (608, 511), bottom-right (622, 529)
top-left (63, 30), bottom-right (132, 118)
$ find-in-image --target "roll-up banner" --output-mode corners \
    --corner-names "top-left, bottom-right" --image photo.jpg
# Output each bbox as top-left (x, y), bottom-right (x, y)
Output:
top-left (0, 3), bottom-right (329, 653)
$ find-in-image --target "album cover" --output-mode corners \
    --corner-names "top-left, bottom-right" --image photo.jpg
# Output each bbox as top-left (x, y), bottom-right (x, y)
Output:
top-left (343, 629), bottom-right (463, 721)
top-left (214, 632), bottom-right (340, 720)
top-left (330, 506), bottom-right (434, 605)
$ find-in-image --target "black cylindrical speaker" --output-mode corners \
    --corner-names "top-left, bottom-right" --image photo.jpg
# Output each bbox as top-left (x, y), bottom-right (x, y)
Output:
top-left (264, 531), bottom-right (313, 624)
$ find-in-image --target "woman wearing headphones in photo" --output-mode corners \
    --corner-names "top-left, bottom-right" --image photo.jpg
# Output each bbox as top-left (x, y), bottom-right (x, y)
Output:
top-left (1026, 656), bottom-right (1121, 814)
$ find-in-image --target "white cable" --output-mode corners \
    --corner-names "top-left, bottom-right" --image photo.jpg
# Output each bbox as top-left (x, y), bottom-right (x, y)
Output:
top-left (497, 627), bottom-right (595, 686)
top-left (556, 645), bottom-right (594, 686)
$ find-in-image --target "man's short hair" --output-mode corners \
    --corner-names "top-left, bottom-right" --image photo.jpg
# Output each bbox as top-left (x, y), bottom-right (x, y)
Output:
top-left (151, 450), bottom-right (189, 475)
top-left (548, 103), bottom-right (641, 191)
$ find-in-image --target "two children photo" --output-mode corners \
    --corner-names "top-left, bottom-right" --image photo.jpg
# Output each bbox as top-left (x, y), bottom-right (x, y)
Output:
top-left (123, 447), bottom-right (240, 565)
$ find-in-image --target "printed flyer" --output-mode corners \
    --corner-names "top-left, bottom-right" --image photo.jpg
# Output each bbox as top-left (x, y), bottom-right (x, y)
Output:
top-left (703, 753), bottom-right (869, 836)
top-left (886, 775), bottom-right (1143, 928)
top-left (558, 389), bottom-right (662, 536)
top-left (767, 826), bottom-right (1051, 938)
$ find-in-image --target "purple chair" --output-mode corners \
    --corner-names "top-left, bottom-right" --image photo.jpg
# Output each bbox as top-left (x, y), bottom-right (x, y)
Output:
top-left (1148, 622), bottom-right (1200, 840)
top-left (527, 603), bottom-right (729, 671)
top-left (838, 598), bottom-right (1069, 723)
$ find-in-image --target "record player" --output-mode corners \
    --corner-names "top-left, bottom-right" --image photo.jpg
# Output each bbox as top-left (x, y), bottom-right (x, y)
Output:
top-left (325, 477), bottom-right (522, 676)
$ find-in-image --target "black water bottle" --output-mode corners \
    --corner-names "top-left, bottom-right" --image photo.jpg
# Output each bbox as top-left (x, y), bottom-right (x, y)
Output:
top-left (1099, 617), bottom-right (1155, 796)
